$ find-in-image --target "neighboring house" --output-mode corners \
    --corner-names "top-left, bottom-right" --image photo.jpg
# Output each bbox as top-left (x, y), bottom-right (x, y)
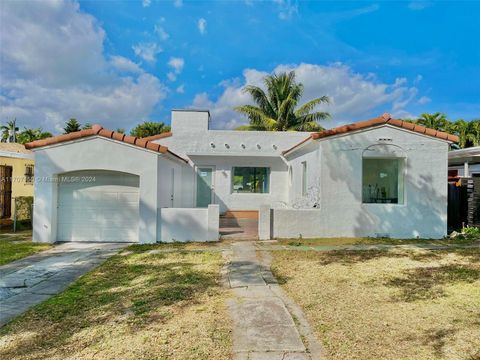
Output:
top-left (26, 110), bottom-right (458, 243)
top-left (447, 147), bottom-right (480, 229)
top-left (448, 146), bottom-right (480, 178)
top-left (0, 143), bottom-right (34, 221)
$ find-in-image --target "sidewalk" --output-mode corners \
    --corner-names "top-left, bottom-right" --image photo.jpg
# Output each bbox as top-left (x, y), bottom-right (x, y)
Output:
top-left (224, 241), bottom-right (323, 360)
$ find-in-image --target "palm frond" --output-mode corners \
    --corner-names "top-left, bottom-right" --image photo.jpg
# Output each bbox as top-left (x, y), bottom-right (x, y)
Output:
top-left (295, 96), bottom-right (330, 117)
top-left (234, 105), bottom-right (277, 130)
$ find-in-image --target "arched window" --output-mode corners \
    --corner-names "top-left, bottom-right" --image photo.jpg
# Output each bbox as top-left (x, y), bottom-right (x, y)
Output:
top-left (362, 144), bottom-right (406, 204)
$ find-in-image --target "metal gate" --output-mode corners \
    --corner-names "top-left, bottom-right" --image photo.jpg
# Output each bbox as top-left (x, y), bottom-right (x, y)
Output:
top-left (0, 165), bottom-right (13, 219)
top-left (448, 182), bottom-right (468, 231)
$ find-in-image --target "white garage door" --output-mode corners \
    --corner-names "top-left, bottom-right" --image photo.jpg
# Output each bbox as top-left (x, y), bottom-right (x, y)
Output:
top-left (57, 170), bottom-right (139, 242)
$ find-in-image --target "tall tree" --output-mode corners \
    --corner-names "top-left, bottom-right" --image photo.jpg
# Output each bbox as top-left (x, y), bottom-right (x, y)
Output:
top-left (1, 119), bottom-right (18, 142)
top-left (16, 128), bottom-right (52, 144)
top-left (130, 121), bottom-right (170, 138)
top-left (466, 120), bottom-right (480, 147)
top-left (448, 119), bottom-right (470, 148)
top-left (63, 118), bottom-right (81, 134)
top-left (234, 71), bottom-right (330, 131)
top-left (416, 112), bottom-right (448, 132)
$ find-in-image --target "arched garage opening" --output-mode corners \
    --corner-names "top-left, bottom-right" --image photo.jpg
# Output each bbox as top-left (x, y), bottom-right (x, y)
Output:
top-left (57, 170), bottom-right (140, 242)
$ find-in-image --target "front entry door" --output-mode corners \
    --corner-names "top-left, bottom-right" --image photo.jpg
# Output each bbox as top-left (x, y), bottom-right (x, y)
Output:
top-left (196, 167), bottom-right (214, 207)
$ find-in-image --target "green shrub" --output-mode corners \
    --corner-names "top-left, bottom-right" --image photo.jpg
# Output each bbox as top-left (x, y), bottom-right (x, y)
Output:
top-left (463, 226), bottom-right (480, 240)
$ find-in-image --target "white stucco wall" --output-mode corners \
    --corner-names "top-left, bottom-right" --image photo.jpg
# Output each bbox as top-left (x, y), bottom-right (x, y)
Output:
top-left (32, 136), bottom-right (186, 244)
top-left (160, 204), bottom-right (219, 242)
top-left (187, 155), bottom-right (289, 213)
top-left (156, 110), bottom-right (310, 213)
top-left (282, 125), bottom-right (449, 239)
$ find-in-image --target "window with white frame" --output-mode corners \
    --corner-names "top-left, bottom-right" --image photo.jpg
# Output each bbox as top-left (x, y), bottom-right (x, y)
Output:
top-left (232, 167), bottom-right (270, 193)
top-left (301, 161), bottom-right (307, 196)
top-left (362, 158), bottom-right (404, 204)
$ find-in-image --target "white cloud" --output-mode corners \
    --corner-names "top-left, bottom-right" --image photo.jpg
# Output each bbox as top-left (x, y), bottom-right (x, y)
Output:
top-left (132, 42), bottom-right (162, 63)
top-left (393, 77), bottom-right (407, 87)
top-left (198, 18), bottom-right (207, 35)
top-left (273, 0), bottom-right (298, 20)
top-left (0, 0), bottom-right (166, 132)
top-left (418, 96), bottom-right (431, 105)
top-left (191, 63), bottom-right (422, 129)
top-left (142, 0), bottom-right (151, 7)
top-left (176, 84), bottom-right (185, 93)
top-left (413, 74), bottom-right (423, 84)
top-left (168, 57), bottom-right (185, 74)
top-left (167, 72), bottom-right (177, 81)
top-left (110, 56), bottom-right (143, 73)
top-left (173, 0), bottom-right (183, 7)
top-left (154, 25), bottom-right (169, 41)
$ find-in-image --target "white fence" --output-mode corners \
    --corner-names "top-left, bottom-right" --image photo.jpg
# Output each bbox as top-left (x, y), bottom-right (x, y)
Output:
top-left (259, 205), bottom-right (445, 240)
top-left (159, 204), bottom-right (219, 242)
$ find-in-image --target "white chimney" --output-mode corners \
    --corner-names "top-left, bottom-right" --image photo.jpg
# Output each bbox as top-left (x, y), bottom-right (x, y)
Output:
top-left (171, 109), bottom-right (210, 135)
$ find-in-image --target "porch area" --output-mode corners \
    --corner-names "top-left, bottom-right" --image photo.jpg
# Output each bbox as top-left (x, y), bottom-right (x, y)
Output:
top-left (219, 211), bottom-right (259, 240)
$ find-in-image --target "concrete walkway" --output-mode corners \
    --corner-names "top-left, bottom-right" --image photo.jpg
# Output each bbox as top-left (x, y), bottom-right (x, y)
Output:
top-left (224, 241), bottom-right (323, 360)
top-left (0, 242), bottom-right (127, 326)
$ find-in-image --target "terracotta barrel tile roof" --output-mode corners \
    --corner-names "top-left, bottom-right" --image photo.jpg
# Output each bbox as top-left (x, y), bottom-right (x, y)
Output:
top-left (25, 124), bottom-right (187, 163)
top-left (284, 113), bottom-right (459, 155)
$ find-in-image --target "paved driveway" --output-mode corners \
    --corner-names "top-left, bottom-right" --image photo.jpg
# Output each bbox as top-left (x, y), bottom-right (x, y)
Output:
top-left (0, 242), bottom-right (127, 327)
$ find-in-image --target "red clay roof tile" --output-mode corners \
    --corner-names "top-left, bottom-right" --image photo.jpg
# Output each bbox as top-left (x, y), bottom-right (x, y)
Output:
top-left (25, 124), bottom-right (187, 162)
top-left (145, 142), bottom-right (158, 152)
top-left (112, 132), bottom-right (125, 141)
top-left (284, 113), bottom-right (459, 155)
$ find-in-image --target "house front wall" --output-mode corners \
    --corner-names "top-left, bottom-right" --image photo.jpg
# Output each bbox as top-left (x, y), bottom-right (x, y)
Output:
top-left (285, 125), bottom-right (449, 239)
top-left (186, 155), bottom-right (288, 213)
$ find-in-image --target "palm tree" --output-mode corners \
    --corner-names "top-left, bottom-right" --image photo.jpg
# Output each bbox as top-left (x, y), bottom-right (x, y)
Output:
top-left (63, 118), bottom-right (81, 134)
top-left (1, 119), bottom-right (19, 142)
top-left (16, 128), bottom-right (52, 144)
top-left (234, 71), bottom-right (330, 131)
top-left (416, 112), bottom-right (448, 132)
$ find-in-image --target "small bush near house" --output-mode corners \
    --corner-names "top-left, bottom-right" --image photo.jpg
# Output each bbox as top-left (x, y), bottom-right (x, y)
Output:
top-left (462, 226), bottom-right (480, 240)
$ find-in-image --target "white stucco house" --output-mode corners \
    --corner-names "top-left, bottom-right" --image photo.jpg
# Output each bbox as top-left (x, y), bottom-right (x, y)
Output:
top-left (26, 110), bottom-right (458, 243)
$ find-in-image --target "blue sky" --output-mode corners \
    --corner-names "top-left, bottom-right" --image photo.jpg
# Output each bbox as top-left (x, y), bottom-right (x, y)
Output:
top-left (1, 0), bottom-right (479, 132)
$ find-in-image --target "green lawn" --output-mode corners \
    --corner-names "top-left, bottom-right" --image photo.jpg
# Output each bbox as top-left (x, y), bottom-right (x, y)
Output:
top-left (0, 244), bottom-right (232, 360)
top-left (277, 234), bottom-right (479, 247)
top-left (0, 231), bottom-right (52, 266)
top-left (271, 247), bottom-right (480, 359)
